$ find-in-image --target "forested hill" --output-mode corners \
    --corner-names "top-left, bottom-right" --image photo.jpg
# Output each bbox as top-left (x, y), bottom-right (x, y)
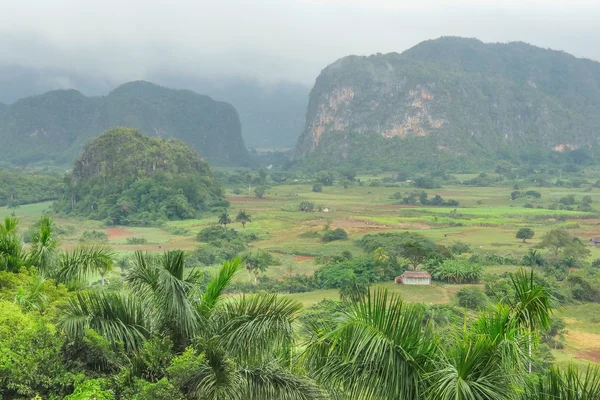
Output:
top-left (148, 74), bottom-right (310, 149)
top-left (54, 127), bottom-right (224, 225)
top-left (294, 37), bottom-right (600, 170)
top-left (0, 81), bottom-right (250, 166)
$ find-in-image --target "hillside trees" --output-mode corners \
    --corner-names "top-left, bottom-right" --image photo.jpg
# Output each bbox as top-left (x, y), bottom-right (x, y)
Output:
top-left (54, 128), bottom-right (224, 226)
top-left (235, 210), bottom-right (252, 229)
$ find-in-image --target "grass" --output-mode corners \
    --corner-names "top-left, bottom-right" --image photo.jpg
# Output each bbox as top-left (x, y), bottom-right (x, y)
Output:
top-left (5, 178), bottom-right (600, 365)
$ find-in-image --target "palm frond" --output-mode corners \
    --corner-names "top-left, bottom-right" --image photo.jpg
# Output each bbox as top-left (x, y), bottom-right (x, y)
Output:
top-left (217, 293), bottom-right (302, 363)
top-left (126, 251), bottom-right (198, 338)
top-left (241, 362), bottom-right (323, 400)
top-left (55, 244), bottom-right (114, 283)
top-left (58, 290), bottom-right (149, 352)
top-left (304, 288), bottom-right (436, 400)
top-left (523, 364), bottom-right (600, 400)
top-left (199, 258), bottom-right (242, 316)
top-left (28, 216), bottom-right (59, 276)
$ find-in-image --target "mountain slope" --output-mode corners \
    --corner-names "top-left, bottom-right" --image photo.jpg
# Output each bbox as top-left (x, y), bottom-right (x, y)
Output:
top-left (294, 37), bottom-right (600, 170)
top-left (0, 81), bottom-right (249, 166)
top-left (54, 127), bottom-right (223, 225)
top-left (148, 73), bottom-right (310, 149)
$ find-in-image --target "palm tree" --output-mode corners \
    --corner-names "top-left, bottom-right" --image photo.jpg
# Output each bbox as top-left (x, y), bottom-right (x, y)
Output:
top-left (523, 364), bottom-right (600, 400)
top-left (59, 253), bottom-right (321, 399)
top-left (235, 210), bottom-right (252, 229)
top-left (28, 216), bottom-right (59, 276)
top-left (303, 288), bottom-right (436, 399)
top-left (427, 305), bottom-right (527, 400)
top-left (507, 269), bottom-right (555, 374)
top-left (218, 210), bottom-right (232, 232)
top-left (0, 216), bottom-right (25, 273)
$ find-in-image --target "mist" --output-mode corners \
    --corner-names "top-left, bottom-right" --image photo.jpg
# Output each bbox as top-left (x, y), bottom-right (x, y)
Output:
top-left (1, 0), bottom-right (599, 88)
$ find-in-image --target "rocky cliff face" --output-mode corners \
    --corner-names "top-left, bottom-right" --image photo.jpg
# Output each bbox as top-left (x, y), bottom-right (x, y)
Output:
top-left (0, 81), bottom-right (250, 166)
top-left (294, 37), bottom-right (600, 167)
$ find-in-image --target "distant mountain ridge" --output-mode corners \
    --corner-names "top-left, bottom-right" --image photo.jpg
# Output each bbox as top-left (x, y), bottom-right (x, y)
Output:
top-left (0, 81), bottom-right (249, 166)
top-left (0, 65), bottom-right (310, 150)
top-left (294, 37), bottom-right (600, 170)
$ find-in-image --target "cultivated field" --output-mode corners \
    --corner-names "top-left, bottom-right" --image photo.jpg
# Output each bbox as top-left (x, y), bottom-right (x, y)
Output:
top-left (3, 177), bottom-right (600, 366)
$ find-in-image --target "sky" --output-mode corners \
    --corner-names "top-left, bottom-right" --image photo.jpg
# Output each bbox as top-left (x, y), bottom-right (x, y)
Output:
top-left (1, 0), bottom-right (600, 85)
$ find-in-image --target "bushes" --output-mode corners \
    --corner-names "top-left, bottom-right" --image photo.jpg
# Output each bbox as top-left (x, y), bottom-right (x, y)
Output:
top-left (79, 230), bottom-right (108, 243)
top-left (450, 241), bottom-right (471, 255)
top-left (126, 237), bottom-right (148, 245)
top-left (312, 183), bottom-right (323, 193)
top-left (321, 227), bottom-right (348, 243)
top-left (299, 201), bottom-right (315, 212)
top-left (428, 259), bottom-right (483, 283)
top-left (456, 287), bottom-right (488, 310)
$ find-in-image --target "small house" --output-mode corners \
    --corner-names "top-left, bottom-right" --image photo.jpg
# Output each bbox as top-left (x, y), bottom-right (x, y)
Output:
top-left (395, 271), bottom-right (431, 285)
top-left (590, 237), bottom-right (600, 247)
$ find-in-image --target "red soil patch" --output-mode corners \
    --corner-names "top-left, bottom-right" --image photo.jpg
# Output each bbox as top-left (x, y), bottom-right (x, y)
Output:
top-left (294, 255), bottom-right (315, 262)
top-left (576, 348), bottom-right (600, 363)
top-left (105, 227), bottom-right (135, 240)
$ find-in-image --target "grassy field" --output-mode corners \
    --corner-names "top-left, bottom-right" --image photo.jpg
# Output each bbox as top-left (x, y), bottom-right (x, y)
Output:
top-left (3, 179), bottom-right (600, 365)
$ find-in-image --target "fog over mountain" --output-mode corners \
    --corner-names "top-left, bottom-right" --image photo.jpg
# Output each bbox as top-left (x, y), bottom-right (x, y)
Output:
top-left (2, 1), bottom-right (600, 148)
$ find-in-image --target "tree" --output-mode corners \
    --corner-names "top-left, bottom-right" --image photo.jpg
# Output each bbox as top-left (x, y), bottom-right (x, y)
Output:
top-left (218, 210), bottom-right (232, 231)
top-left (254, 185), bottom-right (266, 199)
top-left (517, 228), bottom-right (535, 243)
top-left (304, 289), bottom-right (436, 399)
top-left (507, 269), bottom-right (555, 373)
top-left (59, 255), bottom-right (319, 399)
top-left (243, 250), bottom-right (277, 283)
top-left (235, 210), bottom-right (252, 229)
top-left (315, 171), bottom-right (334, 186)
top-left (538, 229), bottom-right (590, 261)
top-left (400, 240), bottom-right (430, 270)
top-left (456, 287), bottom-right (488, 310)
top-left (311, 183), bottom-right (322, 193)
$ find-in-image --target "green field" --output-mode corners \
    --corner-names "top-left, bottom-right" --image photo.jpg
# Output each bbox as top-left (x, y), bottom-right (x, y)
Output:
top-left (3, 179), bottom-right (600, 365)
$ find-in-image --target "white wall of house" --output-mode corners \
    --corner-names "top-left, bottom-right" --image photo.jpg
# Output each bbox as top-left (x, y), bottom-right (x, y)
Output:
top-left (403, 277), bottom-right (431, 285)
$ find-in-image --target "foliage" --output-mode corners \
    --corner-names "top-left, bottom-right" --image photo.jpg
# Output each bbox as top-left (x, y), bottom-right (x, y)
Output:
top-left (54, 128), bottom-right (224, 225)
top-left (428, 259), bottom-right (483, 284)
top-left (0, 169), bottom-right (65, 206)
top-left (321, 226), bottom-right (348, 243)
top-left (126, 236), bottom-right (148, 245)
top-left (254, 185), bottom-right (266, 199)
top-left (80, 230), bottom-right (108, 243)
top-left (449, 241), bottom-right (471, 255)
top-left (235, 210), bottom-right (252, 229)
top-left (537, 229), bottom-right (590, 262)
top-left (298, 201), bottom-right (315, 212)
top-left (1, 81), bottom-right (249, 166)
top-left (456, 287), bottom-right (488, 310)
top-left (516, 227), bottom-right (535, 243)
top-left (311, 183), bottom-right (322, 193)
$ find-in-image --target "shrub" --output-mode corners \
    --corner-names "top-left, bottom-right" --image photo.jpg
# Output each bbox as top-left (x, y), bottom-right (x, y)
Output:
top-left (254, 185), bottom-right (266, 199)
top-left (312, 183), bottom-right (323, 193)
top-left (232, 188), bottom-right (242, 195)
top-left (322, 227), bottom-right (348, 243)
top-left (126, 237), bottom-right (148, 245)
top-left (299, 201), bottom-right (315, 212)
top-left (79, 230), bottom-right (108, 243)
top-left (450, 241), bottom-right (471, 255)
top-left (456, 287), bottom-right (488, 310)
top-left (428, 259), bottom-right (483, 283)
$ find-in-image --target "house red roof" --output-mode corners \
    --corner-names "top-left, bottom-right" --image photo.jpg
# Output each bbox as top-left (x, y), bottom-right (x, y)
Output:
top-left (400, 271), bottom-right (431, 279)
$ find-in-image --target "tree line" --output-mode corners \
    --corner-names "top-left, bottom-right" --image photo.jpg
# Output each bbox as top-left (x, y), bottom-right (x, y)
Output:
top-left (0, 216), bottom-right (599, 399)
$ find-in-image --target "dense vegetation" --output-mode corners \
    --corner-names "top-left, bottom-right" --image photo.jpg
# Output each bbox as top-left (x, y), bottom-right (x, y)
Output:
top-left (294, 37), bottom-right (600, 171)
top-left (0, 169), bottom-right (64, 207)
top-left (1, 214), bottom-right (599, 399)
top-left (0, 81), bottom-right (249, 166)
top-left (53, 128), bottom-right (224, 225)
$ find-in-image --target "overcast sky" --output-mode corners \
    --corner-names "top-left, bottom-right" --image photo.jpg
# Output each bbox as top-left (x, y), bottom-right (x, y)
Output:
top-left (1, 0), bottom-right (600, 85)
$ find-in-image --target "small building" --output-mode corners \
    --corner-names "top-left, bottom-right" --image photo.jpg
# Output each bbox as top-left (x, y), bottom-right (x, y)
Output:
top-left (590, 237), bottom-right (600, 247)
top-left (395, 271), bottom-right (431, 285)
